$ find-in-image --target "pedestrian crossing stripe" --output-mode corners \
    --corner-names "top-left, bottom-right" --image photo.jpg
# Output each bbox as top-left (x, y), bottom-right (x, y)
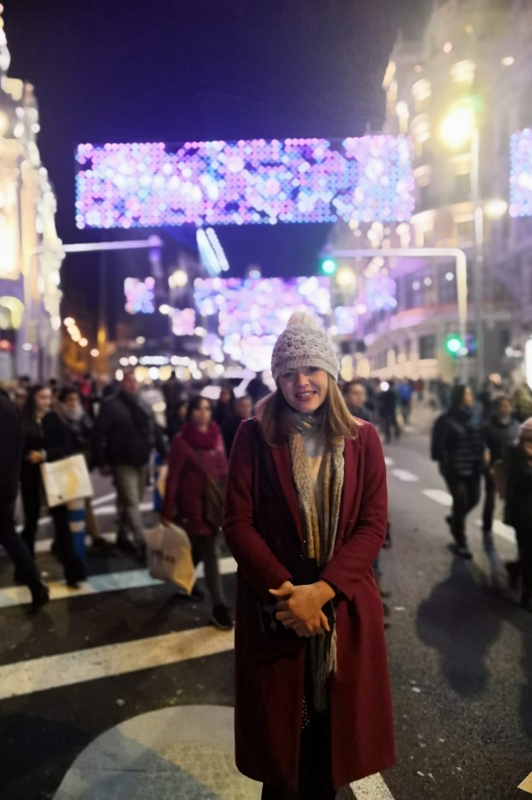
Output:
top-left (0, 556), bottom-right (238, 609)
top-left (0, 627), bottom-right (235, 700)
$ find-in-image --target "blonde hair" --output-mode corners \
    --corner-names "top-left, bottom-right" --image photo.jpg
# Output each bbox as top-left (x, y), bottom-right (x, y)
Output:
top-left (256, 374), bottom-right (360, 447)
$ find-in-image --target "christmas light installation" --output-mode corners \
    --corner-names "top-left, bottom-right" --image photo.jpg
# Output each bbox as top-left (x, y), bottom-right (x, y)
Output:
top-left (172, 308), bottom-right (196, 336)
top-left (334, 306), bottom-right (358, 335)
top-left (194, 276), bottom-right (331, 371)
top-left (75, 136), bottom-right (414, 229)
top-left (510, 129), bottom-right (532, 217)
top-left (124, 277), bottom-right (155, 314)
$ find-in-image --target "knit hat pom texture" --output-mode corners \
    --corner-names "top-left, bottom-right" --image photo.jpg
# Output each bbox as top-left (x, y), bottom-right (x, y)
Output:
top-left (271, 312), bottom-right (339, 382)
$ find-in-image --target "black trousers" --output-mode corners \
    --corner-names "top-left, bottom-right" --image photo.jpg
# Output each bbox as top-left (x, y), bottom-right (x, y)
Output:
top-left (261, 715), bottom-right (335, 800)
top-left (446, 476), bottom-right (481, 547)
top-left (383, 413), bottom-right (400, 444)
top-left (262, 646), bottom-right (335, 800)
top-left (516, 527), bottom-right (532, 598)
top-left (482, 472), bottom-right (496, 534)
top-left (0, 501), bottom-right (41, 589)
top-left (21, 468), bottom-right (85, 585)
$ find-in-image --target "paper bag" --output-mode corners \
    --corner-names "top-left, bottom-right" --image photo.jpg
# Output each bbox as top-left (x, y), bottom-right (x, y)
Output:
top-left (40, 455), bottom-right (93, 508)
top-left (144, 523), bottom-right (195, 594)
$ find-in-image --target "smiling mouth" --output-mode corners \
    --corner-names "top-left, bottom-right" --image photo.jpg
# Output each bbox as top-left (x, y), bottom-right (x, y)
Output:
top-left (295, 391), bottom-right (317, 401)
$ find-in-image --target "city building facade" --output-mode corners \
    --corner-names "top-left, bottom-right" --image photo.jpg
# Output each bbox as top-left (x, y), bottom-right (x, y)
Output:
top-left (0, 9), bottom-right (64, 381)
top-left (330, 0), bottom-right (532, 387)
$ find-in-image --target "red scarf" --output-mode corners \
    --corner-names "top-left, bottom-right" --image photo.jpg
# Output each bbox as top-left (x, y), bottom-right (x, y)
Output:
top-left (181, 421), bottom-right (219, 451)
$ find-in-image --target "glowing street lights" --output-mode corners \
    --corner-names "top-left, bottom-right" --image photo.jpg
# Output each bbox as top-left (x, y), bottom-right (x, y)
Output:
top-left (439, 106), bottom-right (475, 151)
top-left (440, 102), bottom-right (495, 385)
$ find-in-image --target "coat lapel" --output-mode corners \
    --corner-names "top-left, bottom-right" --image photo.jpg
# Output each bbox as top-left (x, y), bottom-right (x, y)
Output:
top-left (271, 442), bottom-right (304, 547)
top-left (338, 436), bottom-right (358, 540)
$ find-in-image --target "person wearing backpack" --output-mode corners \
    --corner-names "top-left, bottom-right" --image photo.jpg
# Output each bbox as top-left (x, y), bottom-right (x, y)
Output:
top-left (431, 384), bottom-right (485, 559)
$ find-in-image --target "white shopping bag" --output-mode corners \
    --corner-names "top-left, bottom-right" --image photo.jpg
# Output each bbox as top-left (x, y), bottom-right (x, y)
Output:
top-left (40, 455), bottom-right (94, 508)
top-left (144, 522), bottom-right (195, 594)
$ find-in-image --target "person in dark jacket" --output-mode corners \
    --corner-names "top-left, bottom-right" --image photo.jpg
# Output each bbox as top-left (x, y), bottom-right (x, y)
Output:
top-left (93, 371), bottom-right (168, 550)
top-left (20, 385), bottom-right (86, 588)
top-left (342, 380), bottom-right (373, 422)
top-left (482, 396), bottom-right (520, 550)
top-left (167, 399), bottom-right (188, 441)
top-left (0, 389), bottom-right (49, 611)
top-left (212, 384), bottom-right (236, 427)
top-left (58, 387), bottom-right (107, 549)
top-left (379, 379), bottom-right (400, 443)
top-left (504, 418), bottom-right (532, 612)
top-left (221, 395), bottom-right (252, 456)
top-left (432, 384), bottom-right (485, 558)
top-left (246, 371), bottom-right (271, 406)
top-left (162, 371), bottom-right (183, 431)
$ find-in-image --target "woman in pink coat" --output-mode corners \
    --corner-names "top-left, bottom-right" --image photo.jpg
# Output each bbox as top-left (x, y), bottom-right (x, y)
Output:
top-left (163, 395), bottom-right (232, 630)
top-left (223, 314), bottom-right (394, 799)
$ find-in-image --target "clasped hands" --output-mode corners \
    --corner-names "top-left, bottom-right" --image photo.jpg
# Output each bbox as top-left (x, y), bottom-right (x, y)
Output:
top-left (269, 580), bottom-right (335, 638)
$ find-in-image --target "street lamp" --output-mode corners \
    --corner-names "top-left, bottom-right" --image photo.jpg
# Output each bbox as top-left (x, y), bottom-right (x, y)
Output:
top-left (336, 266), bottom-right (356, 288)
top-left (439, 106), bottom-right (475, 150)
top-left (484, 198), bottom-right (508, 220)
top-left (441, 103), bottom-right (485, 386)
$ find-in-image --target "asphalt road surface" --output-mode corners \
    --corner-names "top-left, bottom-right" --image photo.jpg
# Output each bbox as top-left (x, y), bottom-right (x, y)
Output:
top-left (0, 423), bottom-right (531, 800)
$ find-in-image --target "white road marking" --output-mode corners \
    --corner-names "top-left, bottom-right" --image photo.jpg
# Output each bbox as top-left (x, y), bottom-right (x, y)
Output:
top-left (0, 557), bottom-right (239, 606)
top-left (90, 501), bottom-right (152, 517)
top-left (475, 519), bottom-right (516, 544)
top-left (384, 457), bottom-right (394, 466)
top-left (423, 489), bottom-right (453, 506)
top-left (391, 468), bottom-right (419, 482)
top-left (90, 491), bottom-right (117, 507)
top-left (0, 556), bottom-right (238, 608)
top-left (0, 626), bottom-right (235, 700)
top-left (352, 773), bottom-right (395, 799)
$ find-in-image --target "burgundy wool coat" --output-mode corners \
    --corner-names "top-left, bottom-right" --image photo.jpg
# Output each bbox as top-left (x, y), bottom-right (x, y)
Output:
top-left (162, 425), bottom-right (228, 536)
top-left (223, 419), bottom-right (395, 792)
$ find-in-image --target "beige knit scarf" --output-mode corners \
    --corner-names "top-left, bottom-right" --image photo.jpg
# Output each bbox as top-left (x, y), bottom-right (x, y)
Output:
top-left (289, 430), bottom-right (345, 711)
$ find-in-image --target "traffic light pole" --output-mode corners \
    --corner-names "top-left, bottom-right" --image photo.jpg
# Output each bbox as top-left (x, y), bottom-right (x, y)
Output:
top-left (329, 247), bottom-right (469, 383)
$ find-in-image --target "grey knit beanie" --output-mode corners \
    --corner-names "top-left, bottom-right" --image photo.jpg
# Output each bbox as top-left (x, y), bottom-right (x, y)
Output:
top-left (271, 312), bottom-right (339, 382)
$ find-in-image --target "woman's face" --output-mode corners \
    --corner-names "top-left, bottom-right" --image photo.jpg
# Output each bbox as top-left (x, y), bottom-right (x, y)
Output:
top-left (220, 388), bottom-right (231, 404)
top-left (463, 387), bottom-right (474, 407)
top-left (35, 388), bottom-right (52, 414)
top-left (279, 367), bottom-right (329, 414)
top-left (178, 403), bottom-right (188, 420)
top-left (191, 399), bottom-right (212, 427)
top-left (65, 392), bottom-right (80, 411)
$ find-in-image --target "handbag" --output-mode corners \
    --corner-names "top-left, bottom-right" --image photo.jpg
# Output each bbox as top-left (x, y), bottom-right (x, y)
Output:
top-left (203, 473), bottom-right (224, 529)
top-left (144, 522), bottom-right (195, 594)
top-left (40, 454), bottom-right (93, 508)
top-left (190, 450), bottom-right (224, 530)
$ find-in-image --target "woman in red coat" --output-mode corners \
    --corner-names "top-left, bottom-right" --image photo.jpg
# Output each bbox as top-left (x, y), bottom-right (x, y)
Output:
top-left (223, 314), bottom-right (395, 799)
top-left (162, 395), bottom-right (232, 631)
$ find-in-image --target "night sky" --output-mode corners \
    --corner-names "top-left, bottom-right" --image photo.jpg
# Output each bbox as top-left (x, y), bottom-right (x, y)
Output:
top-left (4, 0), bottom-right (430, 325)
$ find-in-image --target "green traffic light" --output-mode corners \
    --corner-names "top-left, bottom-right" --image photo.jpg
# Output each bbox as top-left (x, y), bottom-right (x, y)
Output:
top-left (445, 335), bottom-right (463, 355)
top-left (321, 258), bottom-right (337, 275)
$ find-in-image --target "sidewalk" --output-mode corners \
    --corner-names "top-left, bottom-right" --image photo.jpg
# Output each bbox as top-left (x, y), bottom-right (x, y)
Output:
top-left (53, 705), bottom-right (394, 799)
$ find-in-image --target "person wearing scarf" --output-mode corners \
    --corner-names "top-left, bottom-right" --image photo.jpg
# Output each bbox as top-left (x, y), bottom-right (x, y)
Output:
top-left (224, 314), bottom-right (394, 799)
top-left (162, 395), bottom-right (232, 631)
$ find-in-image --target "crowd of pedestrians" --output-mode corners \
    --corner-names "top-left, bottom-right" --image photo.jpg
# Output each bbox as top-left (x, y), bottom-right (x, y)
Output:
top-left (1, 326), bottom-right (532, 796)
top-left (431, 379), bottom-right (532, 612)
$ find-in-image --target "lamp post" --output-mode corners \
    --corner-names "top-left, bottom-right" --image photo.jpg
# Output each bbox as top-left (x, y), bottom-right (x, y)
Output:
top-left (440, 107), bottom-right (509, 387)
top-left (440, 106), bottom-right (485, 386)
